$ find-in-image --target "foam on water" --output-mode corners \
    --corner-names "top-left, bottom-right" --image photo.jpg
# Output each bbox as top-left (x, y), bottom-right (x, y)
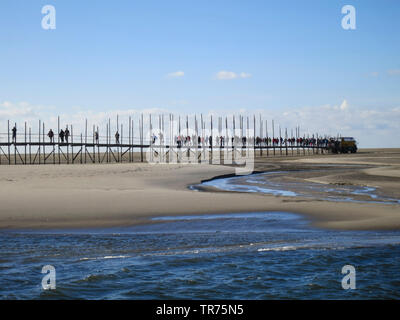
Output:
top-left (2, 210), bottom-right (400, 299)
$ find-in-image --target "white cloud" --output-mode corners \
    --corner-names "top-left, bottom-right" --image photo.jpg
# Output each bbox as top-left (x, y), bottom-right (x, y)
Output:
top-left (0, 101), bottom-right (37, 119)
top-left (239, 72), bottom-right (252, 79)
top-left (255, 101), bottom-right (399, 148)
top-left (198, 101), bottom-right (399, 148)
top-left (216, 71), bottom-right (237, 80)
top-left (339, 99), bottom-right (348, 110)
top-left (1, 100), bottom-right (399, 148)
top-left (216, 71), bottom-right (252, 80)
top-left (166, 71), bottom-right (184, 78)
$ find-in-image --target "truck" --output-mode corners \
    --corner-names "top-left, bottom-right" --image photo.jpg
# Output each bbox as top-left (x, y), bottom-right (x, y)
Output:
top-left (328, 137), bottom-right (357, 154)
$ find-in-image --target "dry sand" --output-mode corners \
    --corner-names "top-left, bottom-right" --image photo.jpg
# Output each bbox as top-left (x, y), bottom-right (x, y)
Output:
top-left (0, 149), bottom-right (399, 231)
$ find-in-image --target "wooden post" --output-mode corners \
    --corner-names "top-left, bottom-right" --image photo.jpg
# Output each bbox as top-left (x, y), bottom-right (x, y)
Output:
top-left (92, 124), bottom-right (95, 163)
top-left (253, 115), bottom-right (256, 157)
top-left (53, 123), bottom-right (56, 165)
top-left (186, 115), bottom-right (189, 153)
top-left (58, 116), bottom-right (61, 164)
top-left (312, 134), bottom-right (315, 154)
top-left (117, 115), bottom-right (120, 162)
top-left (232, 115), bottom-right (235, 161)
top-left (97, 126), bottom-right (100, 163)
top-left (245, 116), bottom-right (249, 159)
top-left (29, 127), bottom-right (32, 164)
top-left (106, 122), bottom-right (109, 163)
top-left (140, 113), bottom-right (144, 162)
top-left (225, 115), bottom-right (228, 162)
top-left (14, 122), bottom-right (17, 165)
top-left (285, 128), bottom-right (288, 156)
top-left (272, 119), bottom-right (275, 156)
top-left (80, 133), bottom-right (83, 164)
top-left (108, 118), bottom-right (111, 163)
top-left (67, 125), bottom-right (70, 164)
top-left (24, 122), bottom-right (27, 165)
top-left (140, 114), bottom-right (144, 162)
top-left (266, 119), bottom-right (269, 157)
top-left (162, 114), bottom-right (165, 162)
top-left (38, 120), bottom-right (41, 165)
top-left (131, 118), bottom-right (134, 162)
top-left (7, 120), bottom-right (10, 165)
top-left (121, 123), bottom-right (123, 163)
top-left (168, 113), bottom-right (172, 162)
top-left (259, 114), bottom-right (263, 156)
top-left (200, 113), bottom-right (204, 161)
top-left (43, 122), bottom-right (46, 165)
top-left (291, 128), bottom-right (294, 156)
top-left (129, 116), bottom-right (131, 162)
top-left (210, 115), bottom-right (213, 161)
top-left (85, 119), bottom-right (88, 163)
top-left (159, 114), bottom-right (162, 162)
top-left (149, 114), bottom-right (152, 162)
top-left (71, 125), bottom-right (74, 164)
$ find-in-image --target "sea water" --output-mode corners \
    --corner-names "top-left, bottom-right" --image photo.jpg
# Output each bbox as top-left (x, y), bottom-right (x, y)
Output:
top-left (1, 211), bottom-right (400, 299)
top-left (199, 171), bottom-right (400, 204)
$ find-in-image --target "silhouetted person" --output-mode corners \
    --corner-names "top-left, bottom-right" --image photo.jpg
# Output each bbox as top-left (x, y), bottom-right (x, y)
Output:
top-left (48, 129), bottom-right (54, 143)
top-left (12, 125), bottom-right (17, 143)
top-left (115, 131), bottom-right (120, 144)
top-left (95, 131), bottom-right (99, 144)
top-left (65, 127), bottom-right (70, 143)
top-left (59, 129), bottom-right (65, 143)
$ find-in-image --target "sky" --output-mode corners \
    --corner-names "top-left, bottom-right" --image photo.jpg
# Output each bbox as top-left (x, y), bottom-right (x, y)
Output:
top-left (0, 0), bottom-right (399, 147)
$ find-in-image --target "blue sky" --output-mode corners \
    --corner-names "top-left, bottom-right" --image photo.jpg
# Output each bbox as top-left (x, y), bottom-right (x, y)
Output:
top-left (0, 0), bottom-right (399, 147)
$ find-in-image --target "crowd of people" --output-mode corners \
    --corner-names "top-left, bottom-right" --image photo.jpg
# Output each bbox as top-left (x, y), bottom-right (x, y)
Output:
top-left (9, 124), bottom-right (330, 148)
top-left (46, 127), bottom-right (71, 143)
top-left (255, 137), bottom-right (330, 148)
top-left (167, 134), bottom-right (330, 148)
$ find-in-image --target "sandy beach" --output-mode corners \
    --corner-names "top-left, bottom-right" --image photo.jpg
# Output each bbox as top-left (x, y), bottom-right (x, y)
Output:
top-left (0, 148), bottom-right (399, 231)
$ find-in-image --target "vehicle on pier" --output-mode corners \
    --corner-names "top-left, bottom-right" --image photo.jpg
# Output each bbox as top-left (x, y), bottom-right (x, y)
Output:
top-left (328, 137), bottom-right (357, 154)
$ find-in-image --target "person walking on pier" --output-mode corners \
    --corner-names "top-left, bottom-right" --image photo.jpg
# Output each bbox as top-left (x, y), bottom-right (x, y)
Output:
top-left (12, 125), bottom-right (17, 143)
top-left (115, 131), bottom-right (120, 144)
top-left (48, 129), bottom-right (54, 143)
top-left (59, 129), bottom-right (65, 143)
top-left (65, 127), bottom-right (70, 143)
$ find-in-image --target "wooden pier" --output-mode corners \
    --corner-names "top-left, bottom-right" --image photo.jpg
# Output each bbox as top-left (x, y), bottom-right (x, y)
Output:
top-left (0, 114), bottom-right (331, 165)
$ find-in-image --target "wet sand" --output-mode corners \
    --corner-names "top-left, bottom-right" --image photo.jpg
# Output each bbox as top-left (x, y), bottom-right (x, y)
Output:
top-left (0, 149), bottom-right (399, 230)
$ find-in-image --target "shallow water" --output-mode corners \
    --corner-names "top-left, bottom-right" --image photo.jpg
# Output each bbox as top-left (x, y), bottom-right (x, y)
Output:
top-left (199, 171), bottom-right (400, 204)
top-left (1, 211), bottom-right (400, 299)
